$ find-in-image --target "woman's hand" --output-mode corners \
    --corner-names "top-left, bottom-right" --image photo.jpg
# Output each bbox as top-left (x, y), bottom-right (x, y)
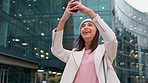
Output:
top-left (56, 1), bottom-right (78, 32)
top-left (69, 1), bottom-right (96, 19)
top-left (61, 0), bottom-right (78, 21)
top-left (69, 1), bottom-right (89, 15)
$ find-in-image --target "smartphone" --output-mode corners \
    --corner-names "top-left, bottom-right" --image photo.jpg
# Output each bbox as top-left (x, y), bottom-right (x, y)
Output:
top-left (70, 0), bottom-right (80, 12)
top-left (73, 0), bottom-right (79, 1)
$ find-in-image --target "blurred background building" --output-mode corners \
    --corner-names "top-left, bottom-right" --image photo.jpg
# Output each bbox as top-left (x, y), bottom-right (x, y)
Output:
top-left (114, 0), bottom-right (148, 83)
top-left (0, 0), bottom-right (147, 83)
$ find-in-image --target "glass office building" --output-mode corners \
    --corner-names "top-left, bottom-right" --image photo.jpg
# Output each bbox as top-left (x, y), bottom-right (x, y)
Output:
top-left (0, 0), bottom-right (69, 83)
top-left (0, 0), bottom-right (147, 83)
top-left (114, 0), bottom-right (148, 83)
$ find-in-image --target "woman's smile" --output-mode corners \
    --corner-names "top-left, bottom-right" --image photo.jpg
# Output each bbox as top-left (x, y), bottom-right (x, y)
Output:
top-left (82, 30), bottom-right (91, 35)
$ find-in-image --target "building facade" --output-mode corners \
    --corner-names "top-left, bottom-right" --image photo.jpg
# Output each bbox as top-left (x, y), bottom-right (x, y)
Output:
top-left (0, 0), bottom-right (147, 83)
top-left (113, 0), bottom-right (148, 83)
top-left (0, 0), bottom-right (69, 83)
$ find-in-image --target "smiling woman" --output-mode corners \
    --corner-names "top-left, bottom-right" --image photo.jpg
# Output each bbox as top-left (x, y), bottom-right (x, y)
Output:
top-left (51, 1), bottom-right (120, 83)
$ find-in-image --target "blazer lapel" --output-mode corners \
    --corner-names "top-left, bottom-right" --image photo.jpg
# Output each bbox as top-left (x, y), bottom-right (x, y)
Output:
top-left (94, 45), bottom-right (105, 64)
top-left (94, 45), bottom-right (105, 81)
top-left (73, 48), bottom-right (85, 68)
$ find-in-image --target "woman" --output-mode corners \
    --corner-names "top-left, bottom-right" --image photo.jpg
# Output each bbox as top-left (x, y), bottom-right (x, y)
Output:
top-left (51, 1), bottom-right (119, 83)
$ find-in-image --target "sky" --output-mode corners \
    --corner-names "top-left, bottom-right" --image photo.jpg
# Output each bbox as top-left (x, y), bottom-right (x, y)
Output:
top-left (125, 0), bottom-right (148, 12)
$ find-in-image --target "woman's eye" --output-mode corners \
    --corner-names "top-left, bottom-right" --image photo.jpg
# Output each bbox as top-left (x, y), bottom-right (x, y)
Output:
top-left (88, 24), bottom-right (92, 26)
top-left (81, 25), bottom-right (85, 28)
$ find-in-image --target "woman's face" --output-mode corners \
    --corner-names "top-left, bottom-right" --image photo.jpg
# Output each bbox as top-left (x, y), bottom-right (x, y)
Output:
top-left (80, 21), bottom-right (97, 42)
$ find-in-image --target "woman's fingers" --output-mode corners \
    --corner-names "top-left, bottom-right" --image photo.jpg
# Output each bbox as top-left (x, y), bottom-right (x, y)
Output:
top-left (70, 1), bottom-right (79, 6)
top-left (64, 1), bottom-right (83, 14)
top-left (70, 5), bottom-right (82, 10)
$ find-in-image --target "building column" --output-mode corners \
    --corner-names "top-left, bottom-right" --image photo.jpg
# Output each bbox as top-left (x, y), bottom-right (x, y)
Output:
top-left (138, 46), bottom-right (142, 83)
top-left (146, 53), bottom-right (148, 83)
top-left (0, 0), bottom-right (10, 47)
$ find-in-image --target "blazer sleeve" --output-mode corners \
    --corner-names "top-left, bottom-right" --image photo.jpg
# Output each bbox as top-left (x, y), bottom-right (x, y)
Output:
top-left (93, 14), bottom-right (118, 63)
top-left (51, 28), bottom-right (72, 63)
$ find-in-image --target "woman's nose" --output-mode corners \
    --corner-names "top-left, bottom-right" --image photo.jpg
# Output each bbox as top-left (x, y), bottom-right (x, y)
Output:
top-left (83, 26), bottom-right (89, 30)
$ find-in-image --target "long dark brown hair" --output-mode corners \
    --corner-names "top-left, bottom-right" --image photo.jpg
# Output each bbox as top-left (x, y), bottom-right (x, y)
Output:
top-left (76, 28), bottom-right (100, 52)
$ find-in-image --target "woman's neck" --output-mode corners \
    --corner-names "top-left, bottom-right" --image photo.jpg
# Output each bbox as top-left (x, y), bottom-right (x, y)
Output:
top-left (85, 42), bottom-right (91, 50)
